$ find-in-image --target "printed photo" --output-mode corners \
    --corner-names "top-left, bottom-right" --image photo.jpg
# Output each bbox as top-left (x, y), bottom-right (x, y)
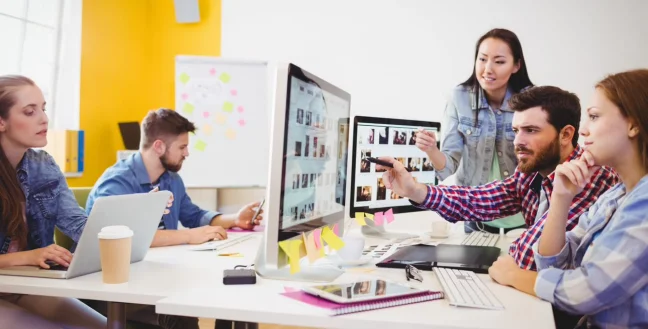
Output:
top-left (299, 208), bottom-right (305, 219)
top-left (395, 157), bottom-right (407, 167)
top-left (315, 114), bottom-right (321, 128)
top-left (376, 280), bottom-right (386, 296)
top-left (360, 149), bottom-right (372, 173)
top-left (358, 127), bottom-right (375, 145)
top-left (377, 178), bottom-right (387, 201)
top-left (310, 174), bottom-right (316, 187)
top-left (378, 127), bottom-right (389, 145)
top-left (296, 109), bottom-right (304, 124)
top-left (293, 174), bottom-right (300, 189)
top-left (320, 145), bottom-right (325, 158)
top-left (305, 111), bottom-right (312, 126)
top-left (294, 141), bottom-right (302, 157)
top-left (313, 137), bottom-right (318, 157)
top-left (356, 186), bottom-right (372, 202)
top-left (409, 130), bottom-right (418, 145)
top-left (422, 158), bottom-right (435, 171)
top-left (353, 281), bottom-right (371, 295)
top-left (305, 135), bottom-right (310, 157)
top-left (291, 207), bottom-right (298, 221)
top-left (302, 174), bottom-right (308, 188)
top-left (407, 157), bottom-right (422, 172)
top-left (392, 129), bottom-right (407, 145)
top-left (390, 190), bottom-right (402, 200)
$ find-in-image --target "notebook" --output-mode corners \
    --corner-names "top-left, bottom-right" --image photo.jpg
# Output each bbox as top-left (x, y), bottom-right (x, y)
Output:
top-left (281, 290), bottom-right (444, 316)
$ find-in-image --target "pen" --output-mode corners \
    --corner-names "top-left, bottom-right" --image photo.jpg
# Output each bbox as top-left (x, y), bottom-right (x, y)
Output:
top-left (363, 157), bottom-right (394, 168)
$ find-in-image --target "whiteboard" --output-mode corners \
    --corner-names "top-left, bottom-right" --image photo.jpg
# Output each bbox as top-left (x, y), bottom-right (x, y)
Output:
top-left (175, 56), bottom-right (270, 188)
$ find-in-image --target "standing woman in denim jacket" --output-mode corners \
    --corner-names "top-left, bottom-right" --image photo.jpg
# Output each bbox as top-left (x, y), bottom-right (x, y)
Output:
top-left (416, 28), bottom-right (533, 233)
top-left (0, 75), bottom-right (106, 328)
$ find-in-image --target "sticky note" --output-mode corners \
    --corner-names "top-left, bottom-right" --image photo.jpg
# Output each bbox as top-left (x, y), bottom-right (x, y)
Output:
top-left (365, 213), bottom-right (374, 220)
top-left (384, 208), bottom-right (394, 224)
top-left (181, 93), bottom-right (188, 101)
top-left (230, 89), bottom-right (238, 96)
top-left (278, 240), bottom-right (303, 274)
top-left (313, 228), bottom-right (322, 249)
top-left (238, 119), bottom-right (246, 127)
top-left (237, 106), bottom-right (245, 113)
top-left (303, 232), bottom-right (321, 263)
top-left (202, 124), bottom-right (213, 136)
top-left (202, 111), bottom-right (210, 119)
top-left (215, 113), bottom-right (227, 125)
top-left (333, 223), bottom-right (340, 236)
top-left (355, 213), bottom-right (367, 226)
top-left (209, 68), bottom-right (216, 76)
top-left (225, 128), bottom-right (237, 140)
top-left (374, 212), bottom-right (384, 226)
top-left (179, 73), bottom-right (190, 84)
top-left (321, 226), bottom-right (344, 250)
top-left (219, 72), bottom-right (231, 83)
top-left (222, 102), bottom-right (234, 113)
top-left (182, 103), bottom-right (195, 115)
top-left (194, 140), bottom-right (206, 152)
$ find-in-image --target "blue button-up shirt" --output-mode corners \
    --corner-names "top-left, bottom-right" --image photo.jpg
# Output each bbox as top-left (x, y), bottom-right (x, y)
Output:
top-left (534, 175), bottom-right (648, 328)
top-left (0, 149), bottom-right (87, 253)
top-left (437, 85), bottom-right (519, 186)
top-left (85, 152), bottom-right (219, 230)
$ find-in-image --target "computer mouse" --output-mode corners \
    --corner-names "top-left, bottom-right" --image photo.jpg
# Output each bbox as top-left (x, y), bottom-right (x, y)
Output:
top-left (505, 228), bottom-right (526, 239)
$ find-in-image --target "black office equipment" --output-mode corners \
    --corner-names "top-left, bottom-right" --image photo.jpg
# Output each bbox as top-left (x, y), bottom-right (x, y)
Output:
top-left (376, 244), bottom-right (501, 274)
top-left (118, 122), bottom-right (141, 150)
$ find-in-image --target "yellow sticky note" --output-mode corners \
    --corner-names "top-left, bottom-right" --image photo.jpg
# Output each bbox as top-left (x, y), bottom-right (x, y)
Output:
top-left (215, 113), bottom-right (227, 125)
top-left (222, 102), bottom-right (234, 113)
top-left (225, 128), bottom-right (236, 140)
top-left (365, 213), bottom-right (374, 220)
top-left (182, 103), bottom-right (195, 115)
top-left (303, 232), bottom-right (321, 263)
top-left (194, 140), bottom-right (206, 152)
top-left (321, 226), bottom-right (345, 250)
top-left (219, 72), bottom-right (231, 83)
top-left (279, 239), bottom-right (304, 274)
top-left (355, 212), bottom-right (367, 226)
top-left (179, 72), bottom-right (190, 84)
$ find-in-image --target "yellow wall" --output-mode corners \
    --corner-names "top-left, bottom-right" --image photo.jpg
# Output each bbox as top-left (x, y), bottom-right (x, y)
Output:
top-left (69, 0), bottom-right (221, 187)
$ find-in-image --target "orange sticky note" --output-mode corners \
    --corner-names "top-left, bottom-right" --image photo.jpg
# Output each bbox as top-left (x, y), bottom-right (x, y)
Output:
top-left (321, 226), bottom-right (344, 250)
top-left (385, 208), bottom-right (395, 224)
top-left (303, 232), bottom-right (320, 263)
top-left (355, 212), bottom-right (367, 226)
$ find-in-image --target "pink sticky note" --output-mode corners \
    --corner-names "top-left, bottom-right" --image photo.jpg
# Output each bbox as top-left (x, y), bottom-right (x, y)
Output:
top-left (237, 106), bottom-right (245, 113)
top-left (209, 68), bottom-right (216, 76)
top-left (181, 93), bottom-right (188, 101)
top-left (202, 111), bottom-right (210, 118)
top-left (374, 212), bottom-right (384, 226)
top-left (332, 223), bottom-right (339, 236)
top-left (313, 228), bottom-right (322, 249)
top-left (384, 208), bottom-right (394, 224)
top-left (238, 119), bottom-right (246, 127)
top-left (230, 89), bottom-right (238, 96)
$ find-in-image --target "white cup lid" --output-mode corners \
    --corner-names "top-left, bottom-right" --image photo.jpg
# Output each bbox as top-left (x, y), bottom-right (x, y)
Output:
top-left (98, 225), bottom-right (133, 239)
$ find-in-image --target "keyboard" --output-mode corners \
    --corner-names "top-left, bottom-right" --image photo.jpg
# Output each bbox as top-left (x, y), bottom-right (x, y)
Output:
top-left (434, 267), bottom-right (504, 310)
top-left (461, 231), bottom-right (499, 247)
top-left (189, 233), bottom-right (255, 251)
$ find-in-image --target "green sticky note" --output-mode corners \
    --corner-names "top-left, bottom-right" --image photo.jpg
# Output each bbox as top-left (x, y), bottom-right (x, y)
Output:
top-left (222, 102), bottom-right (234, 113)
top-left (194, 140), bottom-right (206, 152)
top-left (219, 72), bottom-right (231, 83)
top-left (179, 73), bottom-right (190, 84)
top-left (182, 103), bottom-right (195, 115)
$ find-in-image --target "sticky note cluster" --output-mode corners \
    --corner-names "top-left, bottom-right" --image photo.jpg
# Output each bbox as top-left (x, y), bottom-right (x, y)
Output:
top-left (280, 224), bottom-right (345, 274)
top-left (355, 208), bottom-right (394, 226)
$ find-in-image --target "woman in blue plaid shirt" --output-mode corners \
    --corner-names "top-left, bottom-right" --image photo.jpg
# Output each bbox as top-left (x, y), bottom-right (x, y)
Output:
top-left (489, 69), bottom-right (648, 329)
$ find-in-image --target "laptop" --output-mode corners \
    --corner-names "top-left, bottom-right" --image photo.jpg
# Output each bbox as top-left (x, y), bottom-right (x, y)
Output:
top-left (0, 191), bottom-right (171, 279)
top-left (375, 244), bottom-right (501, 274)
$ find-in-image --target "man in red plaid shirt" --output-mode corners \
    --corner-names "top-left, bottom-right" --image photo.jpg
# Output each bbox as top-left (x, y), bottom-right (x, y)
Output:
top-left (377, 86), bottom-right (618, 270)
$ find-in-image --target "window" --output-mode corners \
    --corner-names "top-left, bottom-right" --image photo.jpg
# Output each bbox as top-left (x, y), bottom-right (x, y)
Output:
top-left (0, 0), bottom-right (79, 129)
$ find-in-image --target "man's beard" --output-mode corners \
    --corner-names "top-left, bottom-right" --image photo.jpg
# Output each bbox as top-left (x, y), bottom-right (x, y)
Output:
top-left (160, 152), bottom-right (184, 173)
top-left (516, 138), bottom-right (561, 174)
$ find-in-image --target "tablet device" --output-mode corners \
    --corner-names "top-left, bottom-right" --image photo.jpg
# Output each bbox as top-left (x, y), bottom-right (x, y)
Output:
top-left (301, 279), bottom-right (427, 304)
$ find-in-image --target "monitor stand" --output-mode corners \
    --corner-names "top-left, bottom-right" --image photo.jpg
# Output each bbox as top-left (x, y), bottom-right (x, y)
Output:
top-left (360, 219), bottom-right (418, 240)
top-left (254, 242), bottom-right (344, 283)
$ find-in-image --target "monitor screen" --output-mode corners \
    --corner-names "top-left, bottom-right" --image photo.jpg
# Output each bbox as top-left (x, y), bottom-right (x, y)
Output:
top-left (279, 68), bottom-right (350, 233)
top-left (350, 116), bottom-right (440, 217)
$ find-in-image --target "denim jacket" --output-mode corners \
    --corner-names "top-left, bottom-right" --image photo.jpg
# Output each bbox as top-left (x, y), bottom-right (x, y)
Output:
top-left (0, 149), bottom-right (87, 254)
top-left (437, 85), bottom-right (518, 186)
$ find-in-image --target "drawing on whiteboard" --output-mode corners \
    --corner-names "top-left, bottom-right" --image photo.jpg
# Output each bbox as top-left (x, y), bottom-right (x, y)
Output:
top-left (176, 68), bottom-right (249, 152)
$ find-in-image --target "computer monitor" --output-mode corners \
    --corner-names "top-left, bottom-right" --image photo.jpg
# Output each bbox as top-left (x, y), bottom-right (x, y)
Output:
top-left (255, 63), bottom-right (351, 282)
top-left (350, 116), bottom-right (441, 238)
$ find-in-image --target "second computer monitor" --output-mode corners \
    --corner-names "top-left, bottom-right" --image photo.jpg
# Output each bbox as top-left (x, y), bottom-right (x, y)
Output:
top-left (350, 116), bottom-right (441, 218)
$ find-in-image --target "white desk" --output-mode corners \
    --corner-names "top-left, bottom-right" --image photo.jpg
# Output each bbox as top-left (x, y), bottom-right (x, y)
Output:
top-left (155, 213), bottom-right (556, 329)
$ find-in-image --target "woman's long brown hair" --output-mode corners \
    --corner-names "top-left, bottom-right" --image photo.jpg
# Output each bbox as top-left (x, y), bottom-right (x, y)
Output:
top-left (0, 75), bottom-right (35, 250)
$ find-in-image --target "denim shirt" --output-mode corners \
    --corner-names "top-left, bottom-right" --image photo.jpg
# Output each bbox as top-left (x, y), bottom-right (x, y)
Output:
top-left (85, 152), bottom-right (220, 230)
top-left (0, 149), bottom-right (87, 254)
top-left (437, 85), bottom-right (518, 186)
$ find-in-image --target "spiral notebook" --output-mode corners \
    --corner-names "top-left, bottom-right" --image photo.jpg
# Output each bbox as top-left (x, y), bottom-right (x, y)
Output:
top-left (281, 290), bottom-right (444, 316)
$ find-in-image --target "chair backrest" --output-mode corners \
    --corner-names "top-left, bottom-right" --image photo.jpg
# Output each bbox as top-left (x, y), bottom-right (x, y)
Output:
top-left (71, 187), bottom-right (92, 209)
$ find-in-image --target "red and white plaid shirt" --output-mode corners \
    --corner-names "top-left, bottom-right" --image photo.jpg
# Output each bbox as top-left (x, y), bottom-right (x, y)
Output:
top-left (417, 145), bottom-right (619, 270)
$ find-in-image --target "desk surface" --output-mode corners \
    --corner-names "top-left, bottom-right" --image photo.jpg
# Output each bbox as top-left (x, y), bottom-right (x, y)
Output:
top-left (0, 212), bottom-right (555, 329)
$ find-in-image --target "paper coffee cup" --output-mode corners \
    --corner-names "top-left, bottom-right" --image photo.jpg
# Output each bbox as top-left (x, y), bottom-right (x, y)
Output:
top-left (430, 221), bottom-right (450, 238)
top-left (98, 225), bottom-right (133, 284)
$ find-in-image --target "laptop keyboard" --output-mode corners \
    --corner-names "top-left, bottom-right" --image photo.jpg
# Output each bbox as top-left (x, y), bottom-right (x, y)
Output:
top-left (461, 231), bottom-right (499, 247)
top-left (435, 267), bottom-right (504, 310)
